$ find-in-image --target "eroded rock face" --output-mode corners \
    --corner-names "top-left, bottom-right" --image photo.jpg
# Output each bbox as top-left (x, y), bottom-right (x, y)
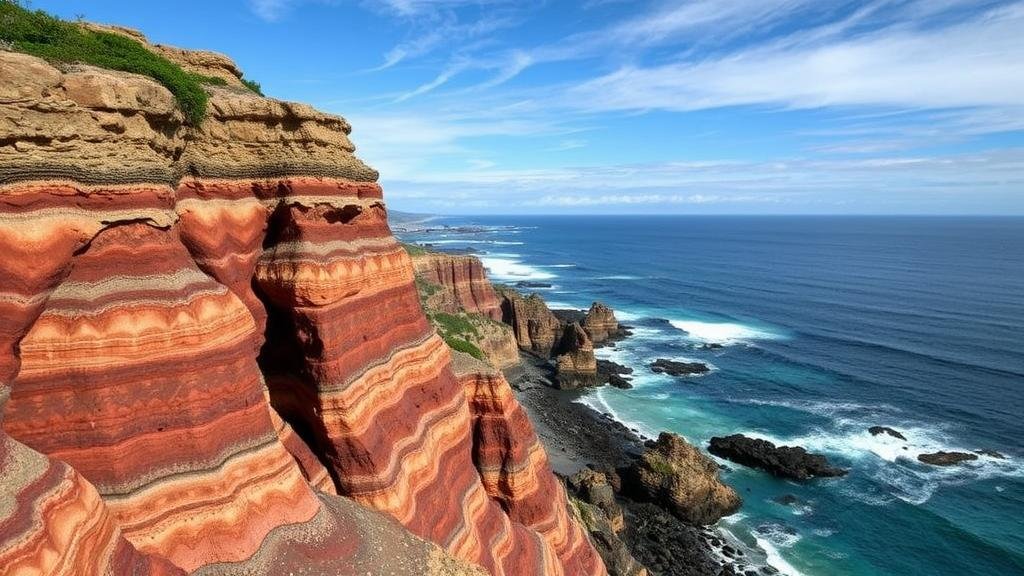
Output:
top-left (554, 322), bottom-right (598, 389)
top-left (624, 433), bottom-right (741, 525)
top-left (412, 252), bottom-right (503, 320)
top-left (708, 434), bottom-right (848, 480)
top-left (0, 46), bottom-right (603, 576)
top-left (583, 302), bottom-right (619, 344)
top-left (499, 289), bottom-right (564, 356)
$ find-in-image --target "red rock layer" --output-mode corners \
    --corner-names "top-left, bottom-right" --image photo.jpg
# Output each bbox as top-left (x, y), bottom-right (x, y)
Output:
top-left (0, 179), bottom-right (471, 575)
top-left (248, 179), bottom-right (605, 575)
top-left (412, 253), bottom-right (503, 320)
top-left (455, 353), bottom-right (605, 575)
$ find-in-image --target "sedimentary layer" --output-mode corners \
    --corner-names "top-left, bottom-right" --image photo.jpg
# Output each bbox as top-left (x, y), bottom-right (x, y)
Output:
top-left (0, 37), bottom-right (602, 576)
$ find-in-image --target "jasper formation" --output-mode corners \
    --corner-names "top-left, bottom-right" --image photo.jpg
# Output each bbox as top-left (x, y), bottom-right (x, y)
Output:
top-left (0, 32), bottom-right (603, 576)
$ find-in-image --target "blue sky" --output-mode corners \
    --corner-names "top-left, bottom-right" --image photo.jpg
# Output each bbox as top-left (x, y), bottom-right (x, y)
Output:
top-left (36, 0), bottom-right (1024, 214)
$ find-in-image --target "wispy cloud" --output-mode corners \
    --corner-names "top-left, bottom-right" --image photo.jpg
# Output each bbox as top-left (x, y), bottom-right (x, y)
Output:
top-left (567, 4), bottom-right (1024, 112)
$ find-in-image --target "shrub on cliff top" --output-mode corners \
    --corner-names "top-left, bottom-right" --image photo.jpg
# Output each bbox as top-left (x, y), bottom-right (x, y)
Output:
top-left (0, 0), bottom-right (209, 124)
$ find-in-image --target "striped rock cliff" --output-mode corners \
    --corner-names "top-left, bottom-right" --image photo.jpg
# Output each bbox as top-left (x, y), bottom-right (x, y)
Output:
top-left (411, 251), bottom-right (520, 369)
top-left (412, 252), bottom-right (503, 320)
top-left (0, 31), bottom-right (601, 576)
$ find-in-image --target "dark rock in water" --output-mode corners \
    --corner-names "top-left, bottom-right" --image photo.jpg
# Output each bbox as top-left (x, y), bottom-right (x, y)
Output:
top-left (773, 494), bottom-right (799, 507)
top-left (918, 451), bottom-right (978, 466)
top-left (699, 343), bottom-right (725, 350)
top-left (598, 359), bottom-right (634, 375)
top-left (515, 280), bottom-right (553, 289)
top-left (869, 426), bottom-right (907, 441)
top-left (707, 434), bottom-right (848, 480)
top-left (975, 449), bottom-right (1007, 459)
top-left (650, 358), bottom-right (710, 377)
top-left (608, 374), bottom-right (633, 389)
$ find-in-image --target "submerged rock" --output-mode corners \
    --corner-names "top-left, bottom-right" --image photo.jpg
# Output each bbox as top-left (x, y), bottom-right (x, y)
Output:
top-left (707, 434), bottom-right (848, 480)
top-left (869, 426), bottom-right (907, 441)
top-left (623, 432), bottom-right (741, 525)
top-left (650, 359), bottom-right (711, 377)
top-left (918, 451), bottom-right (978, 466)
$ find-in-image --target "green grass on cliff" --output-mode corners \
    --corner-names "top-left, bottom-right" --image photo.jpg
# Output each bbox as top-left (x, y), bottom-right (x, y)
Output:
top-left (0, 1), bottom-right (263, 124)
top-left (444, 336), bottom-right (486, 361)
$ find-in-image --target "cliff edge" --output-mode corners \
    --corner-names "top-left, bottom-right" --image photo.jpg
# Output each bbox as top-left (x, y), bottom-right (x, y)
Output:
top-left (0, 20), bottom-right (603, 576)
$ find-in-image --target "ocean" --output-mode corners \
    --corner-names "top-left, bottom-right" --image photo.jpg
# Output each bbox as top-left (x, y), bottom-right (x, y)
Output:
top-left (398, 215), bottom-right (1024, 576)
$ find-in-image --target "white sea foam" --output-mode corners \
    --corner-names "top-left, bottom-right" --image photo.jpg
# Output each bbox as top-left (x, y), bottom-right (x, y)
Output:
top-left (740, 422), bottom-right (1021, 506)
top-left (669, 319), bottom-right (782, 345)
top-left (754, 522), bottom-right (802, 548)
top-left (753, 535), bottom-right (809, 576)
top-left (595, 275), bottom-right (641, 280)
top-left (614, 309), bottom-right (643, 321)
top-left (427, 239), bottom-right (524, 245)
top-left (576, 389), bottom-right (659, 438)
top-left (479, 256), bottom-right (555, 281)
top-left (543, 264), bottom-right (576, 268)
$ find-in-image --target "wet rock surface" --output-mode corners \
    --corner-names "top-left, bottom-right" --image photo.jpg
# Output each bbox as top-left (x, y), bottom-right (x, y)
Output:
top-left (918, 451), bottom-right (979, 466)
top-left (868, 426), bottom-right (907, 440)
top-left (708, 435), bottom-right (848, 480)
top-left (650, 359), bottom-right (711, 377)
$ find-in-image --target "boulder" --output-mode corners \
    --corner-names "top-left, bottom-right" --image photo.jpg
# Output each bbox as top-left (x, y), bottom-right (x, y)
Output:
top-left (918, 451), bottom-right (978, 466)
top-left (707, 434), bottom-right (848, 480)
top-left (868, 426), bottom-right (906, 441)
top-left (623, 432), bottom-right (741, 525)
top-left (650, 359), bottom-right (710, 377)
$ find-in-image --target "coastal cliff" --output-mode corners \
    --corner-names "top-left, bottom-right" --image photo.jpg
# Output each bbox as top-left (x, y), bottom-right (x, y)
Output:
top-left (0, 22), bottom-right (602, 576)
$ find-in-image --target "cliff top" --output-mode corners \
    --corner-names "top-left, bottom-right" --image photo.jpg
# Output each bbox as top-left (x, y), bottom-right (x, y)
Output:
top-left (0, 1), bottom-right (261, 123)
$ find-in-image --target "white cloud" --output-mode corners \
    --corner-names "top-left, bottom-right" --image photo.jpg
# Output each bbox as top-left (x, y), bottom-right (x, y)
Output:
top-left (249, 0), bottom-right (295, 21)
top-left (567, 4), bottom-right (1024, 112)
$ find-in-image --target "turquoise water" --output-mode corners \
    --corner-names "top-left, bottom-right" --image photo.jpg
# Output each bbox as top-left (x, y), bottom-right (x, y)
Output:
top-left (400, 216), bottom-right (1024, 575)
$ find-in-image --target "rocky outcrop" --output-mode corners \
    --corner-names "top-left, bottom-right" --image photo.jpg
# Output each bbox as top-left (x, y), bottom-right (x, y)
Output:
top-left (869, 426), bottom-right (906, 440)
top-left (583, 302), bottom-right (619, 344)
top-left (566, 470), bottom-right (647, 576)
top-left (650, 359), bottom-right (711, 377)
top-left (412, 252), bottom-right (503, 320)
top-left (498, 288), bottom-right (564, 357)
top-left (623, 433), bottom-right (740, 525)
top-left (554, 322), bottom-right (598, 389)
top-left (918, 451), bottom-right (978, 466)
top-left (0, 33), bottom-right (602, 576)
top-left (410, 251), bottom-right (519, 369)
top-left (708, 435), bottom-right (848, 480)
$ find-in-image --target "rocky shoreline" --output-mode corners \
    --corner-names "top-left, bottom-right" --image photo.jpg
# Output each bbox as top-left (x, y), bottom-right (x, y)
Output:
top-left (505, 352), bottom-right (778, 576)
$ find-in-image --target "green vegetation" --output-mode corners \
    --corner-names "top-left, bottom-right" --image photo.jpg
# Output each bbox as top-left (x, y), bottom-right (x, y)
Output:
top-left (430, 312), bottom-right (480, 339)
top-left (414, 277), bottom-right (442, 301)
top-left (401, 242), bottom-right (430, 256)
top-left (645, 454), bottom-right (676, 476)
top-left (0, 1), bottom-right (264, 122)
top-left (241, 77), bottom-right (263, 96)
top-left (443, 336), bottom-right (486, 361)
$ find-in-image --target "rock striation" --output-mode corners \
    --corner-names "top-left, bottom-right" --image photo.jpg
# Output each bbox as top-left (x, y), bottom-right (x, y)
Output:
top-left (0, 33), bottom-right (602, 576)
top-left (412, 252), bottom-right (503, 320)
top-left (498, 288), bottom-right (565, 357)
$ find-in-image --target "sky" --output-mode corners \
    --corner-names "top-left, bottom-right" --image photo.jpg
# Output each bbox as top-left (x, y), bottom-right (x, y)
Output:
top-left (35, 0), bottom-right (1024, 214)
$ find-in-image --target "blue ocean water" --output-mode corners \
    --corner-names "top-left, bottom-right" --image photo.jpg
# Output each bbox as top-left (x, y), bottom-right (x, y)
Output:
top-left (401, 215), bottom-right (1024, 576)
